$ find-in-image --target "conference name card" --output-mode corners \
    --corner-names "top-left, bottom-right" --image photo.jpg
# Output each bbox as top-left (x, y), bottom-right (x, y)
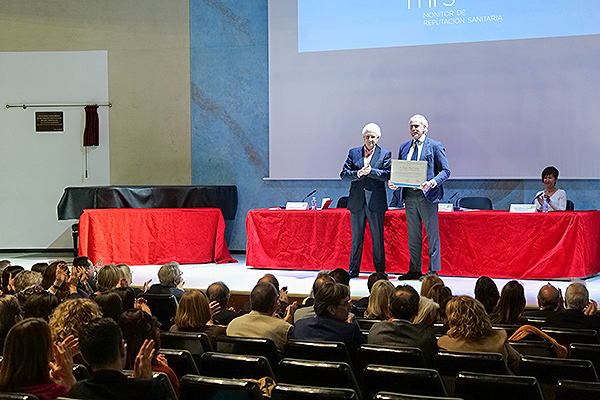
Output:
top-left (285, 202), bottom-right (309, 210)
top-left (390, 160), bottom-right (427, 188)
top-left (510, 204), bottom-right (536, 213)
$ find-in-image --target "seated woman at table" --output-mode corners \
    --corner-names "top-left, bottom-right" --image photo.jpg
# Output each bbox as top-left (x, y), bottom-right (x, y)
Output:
top-left (535, 166), bottom-right (567, 211)
top-left (438, 295), bottom-right (520, 373)
top-left (170, 289), bottom-right (226, 348)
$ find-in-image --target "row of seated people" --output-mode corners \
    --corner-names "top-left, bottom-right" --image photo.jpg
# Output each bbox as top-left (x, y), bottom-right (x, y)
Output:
top-left (0, 257), bottom-right (599, 400)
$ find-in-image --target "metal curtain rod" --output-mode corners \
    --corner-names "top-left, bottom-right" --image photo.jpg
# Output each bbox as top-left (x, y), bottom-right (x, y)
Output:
top-left (6, 103), bottom-right (112, 109)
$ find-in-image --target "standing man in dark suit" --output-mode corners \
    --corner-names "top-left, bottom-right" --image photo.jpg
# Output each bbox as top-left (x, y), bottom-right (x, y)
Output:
top-left (391, 115), bottom-right (450, 280)
top-left (341, 123), bottom-right (392, 278)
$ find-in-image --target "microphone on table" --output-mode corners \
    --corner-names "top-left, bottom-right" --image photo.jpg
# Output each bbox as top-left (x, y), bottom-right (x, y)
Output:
top-left (301, 190), bottom-right (317, 202)
top-left (448, 192), bottom-right (458, 202)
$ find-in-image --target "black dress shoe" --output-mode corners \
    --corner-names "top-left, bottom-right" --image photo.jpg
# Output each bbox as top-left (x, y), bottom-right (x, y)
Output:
top-left (397, 271), bottom-right (423, 280)
top-left (350, 271), bottom-right (360, 278)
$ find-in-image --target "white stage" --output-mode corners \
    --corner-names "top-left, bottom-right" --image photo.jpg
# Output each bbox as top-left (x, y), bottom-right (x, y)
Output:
top-left (4, 252), bottom-right (600, 308)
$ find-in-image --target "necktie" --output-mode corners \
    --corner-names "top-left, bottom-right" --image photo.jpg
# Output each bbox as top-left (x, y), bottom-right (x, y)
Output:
top-left (411, 141), bottom-right (419, 161)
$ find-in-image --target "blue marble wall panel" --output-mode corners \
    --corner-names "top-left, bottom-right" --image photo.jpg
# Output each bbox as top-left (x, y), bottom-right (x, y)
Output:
top-left (190, 0), bottom-right (599, 251)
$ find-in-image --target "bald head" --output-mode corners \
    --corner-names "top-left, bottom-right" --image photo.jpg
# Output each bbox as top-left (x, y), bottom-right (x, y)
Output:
top-left (537, 284), bottom-right (560, 310)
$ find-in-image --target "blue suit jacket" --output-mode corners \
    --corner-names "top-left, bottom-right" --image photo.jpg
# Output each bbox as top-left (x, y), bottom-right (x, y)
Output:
top-left (340, 145), bottom-right (391, 212)
top-left (398, 136), bottom-right (450, 203)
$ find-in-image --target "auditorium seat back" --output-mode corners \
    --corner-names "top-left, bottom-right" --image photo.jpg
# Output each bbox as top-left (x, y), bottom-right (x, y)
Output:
top-left (362, 365), bottom-right (447, 400)
top-left (200, 352), bottom-right (276, 380)
top-left (568, 342), bottom-right (600, 373)
top-left (508, 340), bottom-right (557, 358)
top-left (373, 393), bottom-right (461, 400)
top-left (216, 336), bottom-right (280, 376)
top-left (160, 331), bottom-right (212, 367)
top-left (159, 348), bottom-right (199, 378)
top-left (180, 375), bottom-right (263, 400)
top-left (284, 340), bottom-right (353, 367)
top-left (454, 371), bottom-right (544, 400)
top-left (356, 344), bottom-right (427, 382)
top-left (271, 383), bottom-right (359, 400)
top-left (140, 293), bottom-right (178, 330)
top-left (541, 327), bottom-right (600, 347)
top-left (556, 379), bottom-right (600, 400)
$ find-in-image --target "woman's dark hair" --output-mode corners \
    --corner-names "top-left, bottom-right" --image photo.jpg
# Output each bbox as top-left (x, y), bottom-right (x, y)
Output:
top-left (31, 262), bottom-right (49, 276)
top-left (23, 291), bottom-right (59, 321)
top-left (490, 280), bottom-right (526, 325)
top-left (428, 283), bottom-right (453, 321)
top-left (93, 291), bottom-right (124, 322)
top-left (542, 166), bottom-right (559, 180)
top-left (41, 261), bottom-right (70, 300)
top-left (0, 295), bottom-right (22, 338)
top-left (474, 276), bottom-right (500, 314)
top-left (0, 318), bottom-right (53, 391)
top-left (118, 309), bottom-right (160, 369)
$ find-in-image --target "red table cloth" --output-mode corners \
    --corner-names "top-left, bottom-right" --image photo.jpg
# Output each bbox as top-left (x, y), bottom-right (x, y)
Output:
top-left (79, 208), bottom-right (236, 265)
top-left (246, 209), bottom-right (600, 279)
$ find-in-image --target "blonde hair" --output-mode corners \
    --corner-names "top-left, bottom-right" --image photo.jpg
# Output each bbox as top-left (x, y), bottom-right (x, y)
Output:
top-left (446, 295), bottom-right (493, 341)
top-left (365, 279), bottom-right (395, 320)
top-left (49, 298), bottom-right (102, 342)
top-left (115, 264), bottom-right (132, 285)
top-left (96, 264), bottom-right (123, 292)
top-left (420, 274), bottom-right (444, 297)
top-left (413, 296), bottom-right (440, 326)
top-left (173, 289), bottom-right (211, 329)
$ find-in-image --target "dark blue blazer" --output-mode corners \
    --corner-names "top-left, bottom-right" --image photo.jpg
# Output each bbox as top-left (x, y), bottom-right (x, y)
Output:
top-left (398, 136), bottom-right (450, 203)
top-left (340, 145), bottom-right (391, 212)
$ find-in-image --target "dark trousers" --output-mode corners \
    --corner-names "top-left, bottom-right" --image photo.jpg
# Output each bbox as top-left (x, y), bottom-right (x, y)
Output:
top-left (349, 203), bottom-right (386, 275)
top-left (404, 188), bottom-right (441, 273)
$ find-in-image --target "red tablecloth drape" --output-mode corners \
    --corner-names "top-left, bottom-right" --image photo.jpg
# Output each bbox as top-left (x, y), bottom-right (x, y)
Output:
top-left (246, 209), bottom-right (600, 279)
top-left (79, 208), bottom-right (236, 265)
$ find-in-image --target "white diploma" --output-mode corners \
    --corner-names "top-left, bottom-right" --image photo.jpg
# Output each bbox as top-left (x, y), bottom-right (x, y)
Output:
top-left (390, 159), bottom-right (427, 188)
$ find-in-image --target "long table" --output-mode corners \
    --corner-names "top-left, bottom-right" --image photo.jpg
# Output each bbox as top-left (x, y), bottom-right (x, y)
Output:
top-left (79, 208), bottom-right (236, 265)
top-left (246, 208), bottom-right (600, 279)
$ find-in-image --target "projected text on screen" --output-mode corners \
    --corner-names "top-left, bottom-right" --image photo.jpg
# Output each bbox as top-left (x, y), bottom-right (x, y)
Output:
top-left (298, 0), bottom-right (600, 52)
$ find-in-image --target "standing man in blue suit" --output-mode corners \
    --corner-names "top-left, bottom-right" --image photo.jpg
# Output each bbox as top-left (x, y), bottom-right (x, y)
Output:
top-left (391, 115), bottom-right (451, 280)
top-left (341, 123), bottom-right (392, 278)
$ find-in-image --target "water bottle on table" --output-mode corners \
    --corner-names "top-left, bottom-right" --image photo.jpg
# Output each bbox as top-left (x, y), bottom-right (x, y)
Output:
top-left (311, 197), bottom-right (317, 210)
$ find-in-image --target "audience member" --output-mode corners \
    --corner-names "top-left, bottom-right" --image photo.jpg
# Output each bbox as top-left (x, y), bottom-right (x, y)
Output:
top-left (115, 263), bottom-right (148, 297)
top-left (0, 318), bottom-right (77, 400)
top-left (0, 295), bottom-right (22, 342)
top-left (69, 318), bottom-right (167, 400)
top-left (294, 282), bottom-right (364, 359)
top-left (73, 256), bottom-right (97, 295)
top-left (420, 273), bottom-right (443, 298)
top-left (31, 262), bottom-right (49, 276)
top-left (49, 298), bottom-right (103, 343)
top-left (227, 282), bottom-right (294, 353)
top-left (95, 264), bottom-right (124, 294)
top-left (170, 289), bottom-right (227, 347)
top-left (23, 291), bottom-right (59, 321)
top-left (523, 283), bottom-right (563, 318)
top-left (330, 268), bottom-right (351, 286)
top-left (42, 261), bottom-right (84, 301)
top-left (438, 295), bottom-right (520, 373)
top-left (414, 296), bottom-right (440, 327)
top-left (293, 272), bottom-right (334, 323)
top-left (364, 279), bottom-right (395, 320)
top-left (119, 309), bottom-right (179, 394)
top-left (428, 283), bottom-right (453, 323)
top-left (353, 272), bottom-right (389, 317)
top-left (474, 276), bottom-right (500, 314)
top-left (147, 262), bottom-right (185, 301)
top-left (240, 273), bottom-right (294, 319)
top-left (0, 260), bottom-right (11, 274)
top-left (207, 281), bottom-right (238, 325)
top-left (13, 270), bottom-right (43, 304)
top-left (545, 282), bottom-right (600, 336)
top-left (93, 291), bottom-right (124, 322)
top-left (368, 284), bottom-right (437, 367)
top-left (489, 280), bottom-right (527, 325)
top-left (2, 264), bottom-right (24, 294)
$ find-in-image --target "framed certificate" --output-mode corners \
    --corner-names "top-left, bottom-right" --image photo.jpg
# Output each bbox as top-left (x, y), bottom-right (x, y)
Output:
top-left (390, 159), bottom-right (427, 188)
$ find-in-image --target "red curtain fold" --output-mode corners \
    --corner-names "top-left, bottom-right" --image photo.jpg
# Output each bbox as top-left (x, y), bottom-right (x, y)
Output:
top-left (83, 105), bottom-right (99, 146)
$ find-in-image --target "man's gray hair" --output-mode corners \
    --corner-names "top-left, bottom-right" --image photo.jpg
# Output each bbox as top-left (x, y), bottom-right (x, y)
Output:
top-left (13, 270), bottom-right (42, 293)
top-left (362, 122), bottom-right (381, 138)
top-left (158, 261), bottom-right (182, 287)
top-left (410, 114), bottom-right (429, 134)
top-left (565, 282), bottom-right (589, 311)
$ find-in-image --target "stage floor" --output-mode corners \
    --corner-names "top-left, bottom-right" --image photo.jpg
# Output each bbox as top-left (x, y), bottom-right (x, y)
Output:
top-left (4, 251), bottom-right (600, 308)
